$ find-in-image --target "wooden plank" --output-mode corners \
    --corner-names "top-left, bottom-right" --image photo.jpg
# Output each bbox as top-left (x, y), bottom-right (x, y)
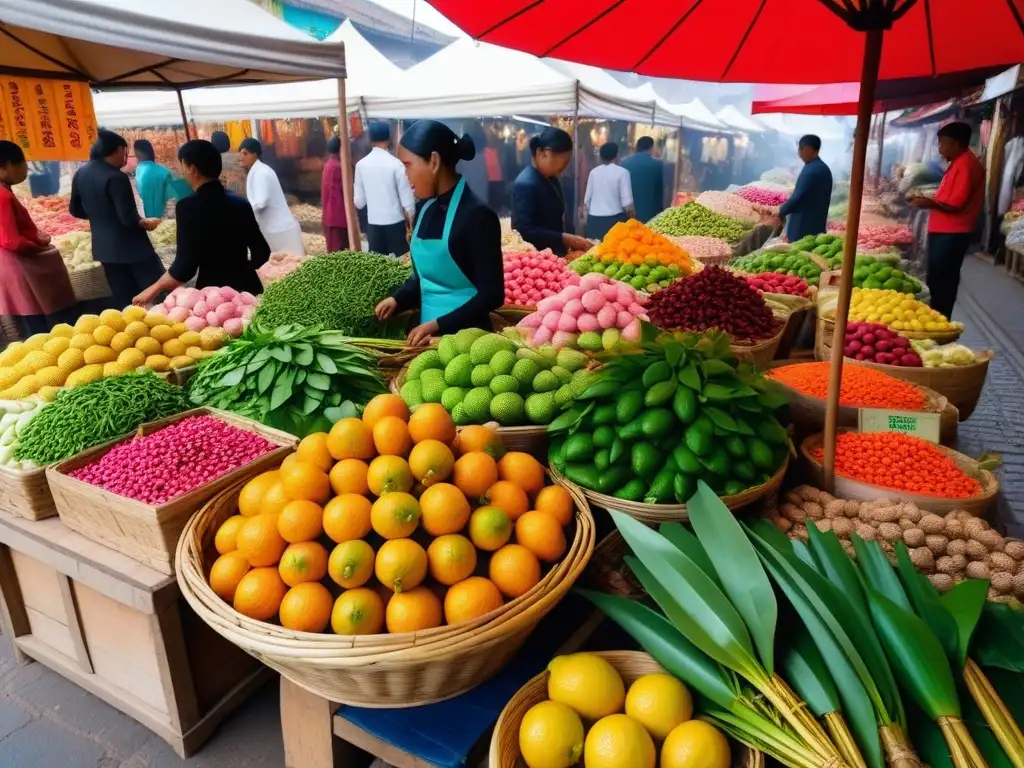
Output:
top-left (281, 677), bottom-right (345, 768)
top-left (333, 718), bottom-right (437, 768)
top-left (151, 602), bottom-right (199, 732)
top-left (11, 551), bottom-right (67, 622)
top-left (22, 607), bottom-right (78, 664)
top-left (0, 544), bottom-right (29, 663)
top-left (58, 576), bottom-right (93, 674)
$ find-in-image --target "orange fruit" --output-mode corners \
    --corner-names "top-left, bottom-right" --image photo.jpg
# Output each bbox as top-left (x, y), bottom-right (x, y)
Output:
top-left (331, 588), bottom-right (385, 635)
top-left (427, 534), bottom-right (478, 586)
top-left (407, 439), bottom-right (455, 486)
top-left (370, 492), bottom-right (421, 539)
top-left (278, 541), bottom-right (329, 587)
top-left (385, 586), bottom-right (443, 633)
top-left (535, 485), bottom-right (574, 526)
top-left (419, 482), bottom-right (470, 536)
top-left (408, 403), bottom-right (456, 444)
top-left (328, 539), bottom-right (375, 589)
top-left (236, 513), bottom-right (287, 567)
top-left (483, 480), bottom-right (529, 521)
top-left (238, 471), bottom-right (280, 517)
top-left (280, 460), bottom-right (331, 504)
top-left (372, 415), bottom-right (412, 456)
top-left (329, 458), bottom-right (369, 496)
top-left (489, 544), bottom-right (541, 598)
top-left (366, 455), bottom-right (414, 496)
top-left (327, 417), bottom-right (376, 460)
top-left (215, 514), bottom-right (248, 554)
top-left (277, 500), bottom-right (324, 543)
top-left (444, 576), bottom-right (504, 625)
top-left (498, 452), bottom-right (545, 495)
top-left (209, 551), bottom-right (251, 601)
top-left (323, 494), bottom-right (372, 543)
top-left (233, 567), bottom-right (287, 621)
top-left (362, 393), bottom-right (410, 429)
top-left (452, 452), bottom-right (498, 500)
top-left (258, 481), bottom-right (291, 517)
top-left (295, 432), bottom-right (334, 472)
top-left (455, 425), bottom-right (505, 458)
top-left (375, 538), bottom-right (428, 593)
top-left (468, 506), bottom-right (512, 551)
top-left (515, 511), bottom-right (567, 563)
top-left (279, 582), bottom-right (333, 633)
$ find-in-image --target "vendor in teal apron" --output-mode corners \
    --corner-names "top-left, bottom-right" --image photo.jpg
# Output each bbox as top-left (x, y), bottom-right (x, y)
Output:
top-left (375, 120), bottom-right (504, 347)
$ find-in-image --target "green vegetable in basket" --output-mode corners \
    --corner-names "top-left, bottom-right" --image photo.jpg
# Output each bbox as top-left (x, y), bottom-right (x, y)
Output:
top-left (15, 370), bottom-right (189, 465)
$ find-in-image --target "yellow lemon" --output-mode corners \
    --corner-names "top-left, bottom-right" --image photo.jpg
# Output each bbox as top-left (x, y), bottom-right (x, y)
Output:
top-left (99, 309), bottom-right (127, 331)
top-left (121, 305), bottom-right (147, 323)
top-left (661, 720), bottom-right (731, 768)
top-left (624, 673), bottom-right (693, 740)
top-left (109, 331), bottom-right (133, 353)
top-left (42, 336), bottom-right (70, 356)
top-left (124, 321), bottom-right (149, 342)
top-left (547, 653), bottom-right (625, 720)
top-left (92, 326), bottom-right (116, 346)
top-left (518, 700), bottom-right (584, 768)
top-left (584, 714), bottom-right (655, 768)
top-left (70, 332), bottom-right (95, 350)
top-left (74, 314), bottom-right (101, 334)
top-left (50, 323), bottom-right (74, 338)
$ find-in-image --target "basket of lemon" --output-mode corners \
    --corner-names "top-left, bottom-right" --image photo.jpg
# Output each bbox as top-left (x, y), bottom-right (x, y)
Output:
top-left (818, 287), bottom-right (964, 345)
top-left (490, 650), bottom-right (763, 768)
top-left (176, 396), bottom-right (595, 707)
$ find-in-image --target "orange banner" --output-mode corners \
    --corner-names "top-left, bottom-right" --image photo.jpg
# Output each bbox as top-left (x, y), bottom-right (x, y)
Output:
top-left (0, 78), bottom-right (96, 161)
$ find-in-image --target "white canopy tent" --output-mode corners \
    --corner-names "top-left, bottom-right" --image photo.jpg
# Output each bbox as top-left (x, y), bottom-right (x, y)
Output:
top-left (663, 97), bottom-right (733, 133)
top-left (716, 106), bottom-right (766, 133)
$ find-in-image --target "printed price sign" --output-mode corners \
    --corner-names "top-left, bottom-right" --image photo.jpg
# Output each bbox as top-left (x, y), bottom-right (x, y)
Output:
top-left (858, 408), bottom-right (941, 443)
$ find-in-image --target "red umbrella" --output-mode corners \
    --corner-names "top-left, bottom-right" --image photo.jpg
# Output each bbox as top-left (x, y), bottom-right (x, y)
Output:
top-left (429, 0), bottom-right (1024, 488)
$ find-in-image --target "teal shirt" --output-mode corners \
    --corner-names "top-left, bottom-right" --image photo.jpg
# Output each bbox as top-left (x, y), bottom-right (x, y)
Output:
top-left (135, 161), bottom-right (177, 218)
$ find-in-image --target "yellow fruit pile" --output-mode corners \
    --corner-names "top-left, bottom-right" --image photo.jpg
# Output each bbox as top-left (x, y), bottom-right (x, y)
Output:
top-left (848, 289), bottom-right (964, 333)
top-left (0, 307), bottom-right (229, 399)
top-left (209, 395), bottom-right (577, 635)
top-left (519, 653), bottom-right (730, 768)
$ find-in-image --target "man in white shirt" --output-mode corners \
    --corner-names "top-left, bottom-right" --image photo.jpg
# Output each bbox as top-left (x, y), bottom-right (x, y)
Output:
top-left (354, 122), bottom-right (415, 256)
top-left (584, 142), bottom-right (635, 240)
top-left (239, 138), bottom-right (305, 256)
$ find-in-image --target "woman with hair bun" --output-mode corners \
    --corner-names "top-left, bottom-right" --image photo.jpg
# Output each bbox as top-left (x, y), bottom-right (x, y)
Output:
top-left (374, 120), bottom-right (503, 347)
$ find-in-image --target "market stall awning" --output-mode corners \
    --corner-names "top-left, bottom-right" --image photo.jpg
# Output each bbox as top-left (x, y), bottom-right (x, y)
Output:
top-left (664, 97), bottom-right (731, 133)
top-left (0, 0), bottom-right (346, 87)
top-left (753, 113), bottom-right (847, 140)
top-left (715, 106), bottom-right (765, 133)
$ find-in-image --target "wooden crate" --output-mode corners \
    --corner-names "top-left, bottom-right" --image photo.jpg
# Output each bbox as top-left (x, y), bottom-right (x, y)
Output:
top-left (0, 509), bottom-right (269, 758)
top-left (0, 464), bottom-right (56, 520)
top-left (46, 408), bottom-right (296, 575)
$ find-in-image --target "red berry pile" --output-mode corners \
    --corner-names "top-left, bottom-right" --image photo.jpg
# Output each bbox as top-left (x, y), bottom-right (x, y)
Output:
top-left (745, 272), bottom-right (809, 297)
top-left (843, 322), bottom-right (922, 367)
top-left (71, 415), bottom-right (276, 504)
top-left (647, 266), bottom-right (779, 340)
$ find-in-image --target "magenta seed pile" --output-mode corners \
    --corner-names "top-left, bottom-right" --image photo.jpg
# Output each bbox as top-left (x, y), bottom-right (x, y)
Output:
top-left (71, 415), bottom-right (276, 505)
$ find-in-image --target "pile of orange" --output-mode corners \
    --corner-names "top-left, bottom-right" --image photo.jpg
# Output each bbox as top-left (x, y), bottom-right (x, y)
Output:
top-left (208, 394), bottom-right (577, 636)
top-left (595, 219), bottom-right (695, 270)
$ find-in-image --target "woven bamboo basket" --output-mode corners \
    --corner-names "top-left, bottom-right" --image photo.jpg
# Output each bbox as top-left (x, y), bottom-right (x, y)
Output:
top-left (390, 366), bottom-right (548, 456)
top-left (815, 330), bottom-right (992, 421)
top-left (580, 530), bottom-right (644, 599)
top-left (176, 473), bottom-right (595, 706)
top-left (46, 408), bottom-right (296, 575)
top-left (68, 263), bottom-right (112, 302)
top-left (496, 305), bottom-right (536, 325)
top-left (551, 456), bottom-right (788, 524)
top-left (776, 304), bottom-right (813, 360)
top-left (0, 464), bottom-right (56, 520)
top-left (816, 312), bottom-right (962, 352)
top-left (800, 432), bottom-right (999, 517)
top-left (729, 322), bottom-right (787, 369)
top-left (489, 651), bottom-right (764, 768)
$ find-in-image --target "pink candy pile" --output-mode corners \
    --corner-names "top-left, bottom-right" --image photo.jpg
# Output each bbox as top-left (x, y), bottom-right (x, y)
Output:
top-left (828, 222), bottom-right (913, 250)
top-left (158, 286), bottom-right (259, 338)
top-left (503, 248), bottom-right (581, 307)
top-left (71, 415), bottom-right (276, 505)
top-left (736, 186), bottom-right (789, 207)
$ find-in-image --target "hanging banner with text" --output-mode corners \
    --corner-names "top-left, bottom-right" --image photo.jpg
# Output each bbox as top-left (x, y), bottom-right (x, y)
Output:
top-left (0, 79), bottom-right (97, 161)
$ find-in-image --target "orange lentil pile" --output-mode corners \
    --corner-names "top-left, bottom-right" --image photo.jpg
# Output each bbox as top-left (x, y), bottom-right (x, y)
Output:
top-left (813, 432), bottom-right (983, 499)
top-left (768, 361), bottom-right (927, 410)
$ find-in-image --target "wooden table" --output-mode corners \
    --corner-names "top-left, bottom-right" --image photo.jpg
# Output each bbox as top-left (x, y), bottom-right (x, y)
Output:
top-left (279, 597), bottom-right (604, 768)
top-left (0, 508), bottom-right (270, 758)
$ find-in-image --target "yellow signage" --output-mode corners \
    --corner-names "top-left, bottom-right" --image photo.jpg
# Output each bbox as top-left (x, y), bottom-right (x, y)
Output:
top-left (0, 78), bottom-right (96, 161)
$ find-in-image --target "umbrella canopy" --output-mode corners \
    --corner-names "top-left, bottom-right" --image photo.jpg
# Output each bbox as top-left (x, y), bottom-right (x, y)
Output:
top-left (0, 0), bottom-right (345, 87)
top-left (427, 0), bottom-right (1024, 84)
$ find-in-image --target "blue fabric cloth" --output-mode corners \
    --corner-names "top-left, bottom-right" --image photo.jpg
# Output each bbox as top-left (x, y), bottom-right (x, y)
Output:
top-left (620, 151), bottom-right (665, 224)
top-left (779, 157), bottom-right (833, 241)
top-left (511, 164), bottom-right (569, 255)
top-left (134, 161), bottom-right (177, 218)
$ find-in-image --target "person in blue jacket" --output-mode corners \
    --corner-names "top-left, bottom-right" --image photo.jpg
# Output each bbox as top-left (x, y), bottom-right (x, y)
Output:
top-left (620, 136), bottom-right (665, 224)
top-left (776, 135), bottom-right (832, 241)
top-left (132, 139), bottom-right (178, 218)
top-left (374, 120), bottom-right (504, 347)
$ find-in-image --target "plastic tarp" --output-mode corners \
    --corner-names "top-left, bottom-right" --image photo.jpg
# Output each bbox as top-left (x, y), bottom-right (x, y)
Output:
top-left (716, 106), bottom-right (766, 133)
top-left (0, 0), bottom-right (345, 86)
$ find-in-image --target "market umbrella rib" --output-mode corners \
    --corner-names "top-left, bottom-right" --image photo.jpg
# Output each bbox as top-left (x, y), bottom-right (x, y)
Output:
top-left (630, 0), bottom-right (706, 73)
top-left (539, 0), bottom-right (629, 60)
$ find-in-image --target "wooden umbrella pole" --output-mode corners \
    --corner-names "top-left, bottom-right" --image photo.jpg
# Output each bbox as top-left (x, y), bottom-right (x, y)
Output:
top-left (337, 77), bottom-right (362, 251)
top-left (176, 89), bottom-right (191, 141)
top-left (823, 27), bottom-right (884, 490)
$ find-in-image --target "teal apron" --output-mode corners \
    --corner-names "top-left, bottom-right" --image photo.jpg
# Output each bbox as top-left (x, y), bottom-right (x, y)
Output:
top-left (412, 177), bottom-right (478, 323)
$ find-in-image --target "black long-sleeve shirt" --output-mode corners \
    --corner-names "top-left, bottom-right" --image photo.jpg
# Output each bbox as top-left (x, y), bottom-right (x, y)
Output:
top-left (392, 180), bottom-right (503, 334)
top-left (69, 159), bottom-right (158, 264)
top-left (511, 164), bottom-right (570, 255)
top-left (169, 181), bottom-right (269, 294)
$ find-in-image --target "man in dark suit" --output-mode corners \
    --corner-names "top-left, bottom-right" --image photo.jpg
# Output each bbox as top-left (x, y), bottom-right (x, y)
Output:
top-left (69, 129), bottom-right (164, 307)
top-left (132, 140), bottom-right (270, 306)
top-left (776, 135), bottom-right (833, 241)
top-left (620, 136), bottom-right (666, 224)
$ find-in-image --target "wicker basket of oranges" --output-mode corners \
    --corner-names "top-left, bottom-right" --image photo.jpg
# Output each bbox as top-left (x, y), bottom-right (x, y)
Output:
top-left (177, 396), bottom-right (595, 707)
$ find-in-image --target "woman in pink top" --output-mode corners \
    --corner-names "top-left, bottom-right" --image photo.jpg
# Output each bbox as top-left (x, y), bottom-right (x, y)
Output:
top-left (321, 137), bottom-right (349, 252)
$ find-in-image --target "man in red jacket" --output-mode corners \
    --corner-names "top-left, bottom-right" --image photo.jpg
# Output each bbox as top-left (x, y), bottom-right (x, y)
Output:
top-left (908, 122), bottom-right (984, 320)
